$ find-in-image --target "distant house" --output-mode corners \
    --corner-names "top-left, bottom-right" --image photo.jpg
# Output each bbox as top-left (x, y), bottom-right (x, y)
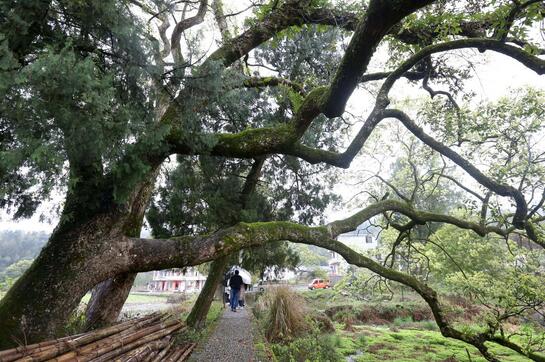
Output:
top-left (329, 222), bottom-right (379, 280)
top-left (148, 267), bottom-right (207, 293)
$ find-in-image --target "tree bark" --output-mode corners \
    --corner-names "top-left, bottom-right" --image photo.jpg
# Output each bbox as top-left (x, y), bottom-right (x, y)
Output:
top-left (185, 255), bottom-right (229, 328)
top-left (83, 169), bottom-right (160, 330)
top-left (0, 213), bottom-right (127, 348)
top-left (0, 164), bottom-right (159, 347)
top-left (84, 273), bottom-right (137, 331)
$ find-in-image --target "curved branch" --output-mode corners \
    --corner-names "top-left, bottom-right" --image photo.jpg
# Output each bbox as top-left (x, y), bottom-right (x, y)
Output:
top-left (206, 1), bottom-right (359, 66)
top-left (126, 199), bottom-right (532, 361)
top-left (242, 76), bottom-right (306, 96)
top-left (321, 0), bottom-right (435, 117)
top-left (170, 0), bottom-right (209, 63)
top-left (384, 108), bottom-right (529, 230)
top-left (126, 199), bottom-right (508, 274)
top-left (379, 38), bottom-right (545, 99)
top-left (287, 38), bottom-right (544, 227)
top-left (125, 20), bottom-right (545, 223)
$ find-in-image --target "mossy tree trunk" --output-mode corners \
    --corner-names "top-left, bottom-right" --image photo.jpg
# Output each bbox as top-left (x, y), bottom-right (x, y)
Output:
top-left (0, 213), bottom-right (125, 348)
top-left (83, 169), bottom-right (160, 330)
top-left (186, 255), bottom-right (229, 328)
top-left (83, 273), bottom-right (137, 331)
top-left (0, 164), bottom-right (159, 347)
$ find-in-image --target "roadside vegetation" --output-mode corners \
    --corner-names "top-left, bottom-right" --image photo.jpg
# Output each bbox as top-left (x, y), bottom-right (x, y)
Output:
top-left (252, 286), bottom-right (543, 362)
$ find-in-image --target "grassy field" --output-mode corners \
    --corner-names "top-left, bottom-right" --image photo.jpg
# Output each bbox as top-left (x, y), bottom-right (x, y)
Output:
top-left (80, 292), bottom-right (169, 304)
top-left (345, 326), bottom-right (530, 362)
top-left (333, 324), bottom-right (533, 362)
top-left (258, 288), bottom-right (542, 361)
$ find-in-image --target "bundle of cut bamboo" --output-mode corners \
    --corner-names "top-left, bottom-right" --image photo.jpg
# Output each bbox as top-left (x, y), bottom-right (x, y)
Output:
top-left (0, 312), bottom-right (195, 362)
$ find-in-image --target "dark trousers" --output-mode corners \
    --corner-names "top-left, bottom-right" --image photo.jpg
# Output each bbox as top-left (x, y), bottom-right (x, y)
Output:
top-left (229, 288), bottom-right (240, 310)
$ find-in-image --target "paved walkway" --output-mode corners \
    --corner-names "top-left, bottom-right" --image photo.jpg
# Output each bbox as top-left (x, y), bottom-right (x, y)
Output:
top-left (189, 307), bottom-right (256, 362)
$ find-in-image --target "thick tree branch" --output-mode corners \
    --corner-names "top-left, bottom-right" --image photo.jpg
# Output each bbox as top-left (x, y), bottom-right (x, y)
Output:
top-left (240, 157), bottom-right (265, 206)
top-left (384, 108), bottom-right (530, 231)
top-left (126, 199), bottom-right (537, 360)
top-left (379, 38), bottom-right (545, 99)
top-left (203, 39), bottom-right (545, 167)
top-left (122, 17), bottom-right (545, 223)
top-left (206, 0), bottom-right (359, 66)
top-left (321, 0), bottom-right (435, 117)
top-left (360, 70), bottom-right (427, 83)
top-left (285, 38), bottom-right (544, 226)
top-left (127, 199), bottom-right (508, 273)
top-left (242, 76), bottom-right (306, 96)
top-left (170, 0), bottom-right (208, 63)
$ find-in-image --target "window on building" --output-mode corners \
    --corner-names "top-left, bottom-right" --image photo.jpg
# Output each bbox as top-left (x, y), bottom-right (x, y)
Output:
top-left (365, 235), bottom-right (373, 243)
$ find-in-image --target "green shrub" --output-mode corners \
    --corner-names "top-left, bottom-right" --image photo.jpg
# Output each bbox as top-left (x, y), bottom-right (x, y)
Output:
top-left (331, 333), bottom-right (342, 347)
top-left (420, 320), bottom-right (439, 331)
top-left (64, 307), bottom-right (87, 336)
top-left (271, 334), bottom-right (343, 362)
top-left (325, 305), bottom-right (354, 319)
top-left (334, 309), bottom-right (357, 324)
top-left (308, 312), bottom-right (335, 333)
top-left (393, 316), bottom-right (413, 327)
top-left (356, 334), bottom-right (368, 349)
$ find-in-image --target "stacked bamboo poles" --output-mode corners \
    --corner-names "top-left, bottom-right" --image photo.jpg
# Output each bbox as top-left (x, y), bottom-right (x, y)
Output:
top-left (0, 312), bottom-right (196, 362)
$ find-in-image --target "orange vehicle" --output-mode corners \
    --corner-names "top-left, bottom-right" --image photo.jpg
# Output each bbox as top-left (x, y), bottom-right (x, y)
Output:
top-left (308, 278), bottom-right (331, 290)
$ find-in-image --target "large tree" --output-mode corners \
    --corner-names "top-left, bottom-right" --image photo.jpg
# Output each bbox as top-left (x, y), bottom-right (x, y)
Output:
top-left (1, 1), bottom-right (545, 360)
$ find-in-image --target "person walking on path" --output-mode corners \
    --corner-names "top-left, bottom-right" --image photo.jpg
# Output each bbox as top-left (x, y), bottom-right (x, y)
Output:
top-left (238, 283), bottom-right (246, 308)
top-left (229, 270), bottom-right (243, 312)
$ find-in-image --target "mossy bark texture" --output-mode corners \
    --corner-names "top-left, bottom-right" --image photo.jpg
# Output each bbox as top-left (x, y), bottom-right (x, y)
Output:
top-left (186, 255), bottom-right (229, 328)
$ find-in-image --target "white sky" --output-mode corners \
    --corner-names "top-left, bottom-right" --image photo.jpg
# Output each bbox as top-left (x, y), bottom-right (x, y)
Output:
top-left (1, 2), bottom-right (544, 233)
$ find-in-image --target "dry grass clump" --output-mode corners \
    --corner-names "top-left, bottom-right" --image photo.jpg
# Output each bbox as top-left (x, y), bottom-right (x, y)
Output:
top-left (254, 286), bottom-right (309, 342)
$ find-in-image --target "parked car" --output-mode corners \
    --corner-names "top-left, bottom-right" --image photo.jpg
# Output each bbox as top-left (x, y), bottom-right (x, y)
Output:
top-left (308, 278), bottom-right (330, 290)
top-left (254, 279), bottom-right (288, 292)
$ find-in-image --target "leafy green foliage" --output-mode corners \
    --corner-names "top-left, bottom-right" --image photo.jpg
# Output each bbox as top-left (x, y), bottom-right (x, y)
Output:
top-left (292, 244), bottom-right (329, 267)
top-left (256, 24), bottom-right (343, 88)
top-left (419, 88), bottom-right (545, 221)
top-left (0, 259), bottom-right (33, 291)
top-left (0, 0), bottom-right (156, 216)
top-left (270, 334), bottom-right (344, 362)
top-left (425, 223), bottom-right (510, 281)
top-left (0, 230), bottom-right (48, 272)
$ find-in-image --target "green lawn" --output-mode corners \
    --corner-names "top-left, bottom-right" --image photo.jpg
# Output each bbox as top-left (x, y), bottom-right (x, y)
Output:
top-left (80, 292), bottom-right (169, 304)
top-left (337, 325), bottom-right (534, 362)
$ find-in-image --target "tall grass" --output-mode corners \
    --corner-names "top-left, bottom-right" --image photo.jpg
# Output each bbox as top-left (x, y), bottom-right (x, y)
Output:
top-left (254, 286), bottom-right (309, 342)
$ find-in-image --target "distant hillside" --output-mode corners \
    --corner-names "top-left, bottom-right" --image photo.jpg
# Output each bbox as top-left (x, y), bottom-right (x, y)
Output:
top-left (0, 230), bottom-right (49, 272)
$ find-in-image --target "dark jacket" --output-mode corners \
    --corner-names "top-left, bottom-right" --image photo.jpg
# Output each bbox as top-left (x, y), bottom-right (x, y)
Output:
top-left (229, 274), bottom-right (243, 290)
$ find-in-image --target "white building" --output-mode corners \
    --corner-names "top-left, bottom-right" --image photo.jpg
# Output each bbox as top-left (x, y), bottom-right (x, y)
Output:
top-left (329, 223), bottom-right (379, 279)
top-left (148, 267), bottom-right (207, 293)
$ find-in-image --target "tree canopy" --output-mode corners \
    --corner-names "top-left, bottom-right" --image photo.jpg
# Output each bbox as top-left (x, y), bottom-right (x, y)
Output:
top-left (1, 0), bottom-right (545, 360)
